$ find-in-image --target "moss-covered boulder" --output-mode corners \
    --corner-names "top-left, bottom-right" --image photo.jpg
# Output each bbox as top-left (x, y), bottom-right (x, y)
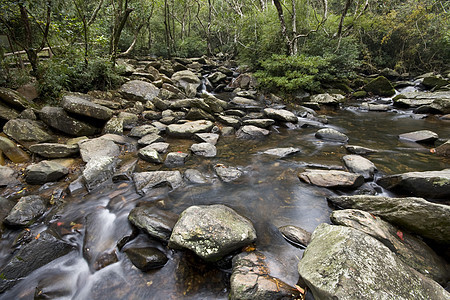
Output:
top-left (422, 76), bottom-right (449, 90)
top-left (0, 87), bottom-right (33, 110)
top-left (363, 76), bottom-right (396, 97)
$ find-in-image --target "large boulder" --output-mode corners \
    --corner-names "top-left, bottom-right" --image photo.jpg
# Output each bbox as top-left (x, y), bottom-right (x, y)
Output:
top-left (171, 70), bottom-right (201, 97)
top-left (133, 171), bottom-right (183, 194)
top-left (393, 91), bottom-right (450, 114)
top-left (40, 106), bottom-right (98, 136)
top-left (330, 209), bottom-right (449, 284)
top-left (166, 120), bottom-right (214, 138)
top-left (376, 169), bottom-right (450, 200)
top-left (309, 93), bottom-right (345, 106)
top-left (25, 160), bottom-right (69, 184)
top-left (230, 97), bottom-right (261, 108)
top-left (327, 195), bottom-right (450, 244)
top-left (342, 154), bottom-right (377, 180)
top-left (363, 76), bottom-right (396, 97)
top-left (0, 87), bottom-right (32, 110)
top-left (4, 195), bottom-right (46, 227)
top-left (61, 94), bottom-right (113, 121)
top-left (3, 119), bottom-right (54, 144)
top-left (119, 80), bottom-right (160, 102)
top-left (190, 142), bottom-right (217, 157)
top-left (169, 204), bottom-right (257, 261)
top-left (399, 130), bottom-right (439, 144)
top-left (299, 169), bottom-right (364, 189)
top-left (29, 143), bottom-right (79, 158)
top-left (298, 224), bottom-right (449, 300)
top-left (315, 128), bottom-right (348, 142)
top-left (128, 206), bottom-right (179, 242)
top-left (263, 108), bottom-right (297, 123)
top-left (82, 156), bottom-right (118, 190)
top-left (78, 137), bottom-right (120, 163)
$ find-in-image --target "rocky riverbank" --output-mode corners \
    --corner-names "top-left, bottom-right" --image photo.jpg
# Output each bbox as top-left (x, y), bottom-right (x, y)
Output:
top-left (0, 56), bottom-right (449, 299)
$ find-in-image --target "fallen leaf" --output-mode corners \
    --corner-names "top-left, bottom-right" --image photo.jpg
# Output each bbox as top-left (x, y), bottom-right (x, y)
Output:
top-left (35, 233), bottom-right (40, 240)
top-left (396, 230), bottom-right (404, 241)
top-left (294, 285), bottom-right (305, 294)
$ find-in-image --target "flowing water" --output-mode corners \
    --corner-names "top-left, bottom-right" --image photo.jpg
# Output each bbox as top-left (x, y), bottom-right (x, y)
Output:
top-left (1, 99), bottom-right (449, 299)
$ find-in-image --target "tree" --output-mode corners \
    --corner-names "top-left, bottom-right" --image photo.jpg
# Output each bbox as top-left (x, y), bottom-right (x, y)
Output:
top-left (110, 0), bottom-right (133, 63)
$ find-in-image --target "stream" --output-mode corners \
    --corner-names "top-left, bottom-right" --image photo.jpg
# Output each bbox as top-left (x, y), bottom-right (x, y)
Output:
top-left (0, 94), bottom-right (449, 299)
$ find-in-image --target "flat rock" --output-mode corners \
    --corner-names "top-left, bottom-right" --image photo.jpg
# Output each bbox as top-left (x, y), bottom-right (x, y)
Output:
top-left (137, 133), bottom-right (164, 147)
top-left (3, 119), bottom-right (54, 144)
top-left (190, 143), bottom-right (217, 157)
top-left (315, 128), bottom-right (348, 142)
top-left (142, 142), bottom-right (169, 153)
top-left (128, 206), bottom-right (179, 241)
top-left (166, 120), bottom-right (214, 138)
top-left (138, 147), bottom-right (162, 163)
top-left (299, 169), bottom-right (364, 189)
top-left (310, 93), bottom-right (345, 106)
top-left (26, 160), bottom-right (69, 184)
top-left (0, 102), bottom-right (19, 121)
top-left (40, 106), bottom-right (98, 136)
top-left (164, 152), bottom-right (188, 167)
top-left (327, 195), bottom-right (450, 244)
top-left (278, 225), bottom-right (311, 248)
top-left (61, 94), bottom-right (113, 120)
top-left (399, 130), bottom-right (439, 144)
top-left (0, 87), bottom-right (32, 110)
top-left (263, 147), bottom-right (301, 158)
top-left (134, 171), bottom-right (183, 194)
top-left (263, 108), bottom-right (297, 123)
top-left (4, 195), bottom-right (46, 227)
top-left (119, 80), bottom-right (160, 102)
top-left (184, 169), bottom-right (208, 184)
top-left (128, 124), bottom-right (159, 138)
top-left (83, 156), bottom-right (118, 191)
top-left (242, 118), bottom-right (275, 128)
top-left (124, 247), bottom-right (168, 271)
top-left (217, 115), bottom-right (241, 128)
top-left (345, 145), bottom-right (378, 155)
top-left (230, 97), bottom-right (261, 108)
top-left (169, 204), bottom-right (257, 261)
top-left (214, 164), bottom-right (243, 182)
top-left (435, 140), bottom-right (450, 157)
top-left (195, 133), bottom-right (219, 145)
top-left (29, 143), bottom-right (79, 158)
top-left (0, 166), bottom-right (20, 187)
top-left (79, 137), bottom-right (120, 163)
top-left (0, 136), bottom-right (30, 163)
top-left (343, 154), bottom-right (377, 180)
top-left (376, 169), bottom-right (450, 200)
top-left (236, 125), bottom-right (270, 139)
top-left (298, 224), bottom-right (449, 300)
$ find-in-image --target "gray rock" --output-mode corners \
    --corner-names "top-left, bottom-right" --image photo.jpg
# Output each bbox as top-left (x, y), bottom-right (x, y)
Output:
top-left (361, 103), bottom-right (390, 111)
top-left (0, 87), bottom-right (32, 110)
top-left (142, 142), bottom-right (169, 153)
top-left (236, 125), bottom-right (270, 139)
top-left (343, 154), bottom-right (377, 180)
top-left (166, 120), bottom-right (214, 138)
top-left (298, 224), bottom-right (449, 300)
top-left (61, 94), bottom-right (113, 120)
top-left (138, 147), bottom-right (162, 163)
top-left (79, 137), bottom-right (120, 163)
top-left (186, 107), bottom-right (215, 121)
top-left (164, 152), bottom-right (188, 168)
top-left (242, 118), bottom-right (275, 128)
top-left (4, 195), bottom-right (46, 227)
top-left (129, 124), bottom-right (159, 138)
top-left (264, 108), bottom-right (298, 123)
top-left (327, 195), bottom-right (450, 244)
top-left (435, 140), bottom-right (450, 157)
top-left (377, 169), bottom-right (450, 200)
top-left (229, 73), bottom-right (256, 90)
top-left (230, 251), bottom-right (300, 300)
top-left (230, 97), bottom-right (261, 108)
top-left (171, 70), bottom-right (201, 97)
top-left (112, 157), bottom-right (137, 182)
top-left (119, 80), bottom-right (160, 102)
top-left (169, 204), bottom-right (257, 261)
top-left (190, 143), bottom-right (217, 157)
top-left (201, 93), bottom-right (228, 112)
top-left (209, 72), bottom-right (227, 84)
top-left (0, 166), bottom-right (20, 187)
top-left (118, 112), bottom-right (139, 129)
top-left (26, 160), bottom-right (69, 184)
top-left (217, 115), bottom-right (241, 128)
top-left (221, 126), bottom-right (235, 136)
top-left (184, 169), bottom-right (208, 184)
top-left (399, 130), bottom-right (439, 144)
top-left (345, 145), bottom-right (378, 155)
top-left (169, 98), bottom-right (211, 112)
top-left (124, 247), bottom-right (168, 271)
top-left (102, 116), bottom-right (123, 135)
top-left (263, 147), bottom-right (301, 158)
top-left (137, 133), bottom-right (164, 147)
top-left (82, 156), bottom-right (117, 190)
top-left (29, 143), bottom-right (79, 158)
top-left (142, 110), bottom-right (162, 120)
top-left (128, 206), bottom-right (179, 241)
top-left (3, 119), bottom-right (54, 143)
top-left (214, 164), bottom-right (242, 182)
top-left (0, 136), bottom-right (30, 163)
top-left (315, 128), bottom-right (348, 142)
top-left (330, 209), bottom-right (449, 284)
top-left (0, 102), bottom-right (19, 121)
top-left (394, 91), bottom-right (450, 113)
top-left (310, 93), bottom-right (345, 106)
top-left (278, 225), bottom-right (311, 248)
top-left (299, 169), bottom-right (364, 189)
top-left (134, 171), bottom-right (183, 194)
top-left (40, 106), bottom-right (98, 136)
top-left (195, 133), bottom-right (219, 145)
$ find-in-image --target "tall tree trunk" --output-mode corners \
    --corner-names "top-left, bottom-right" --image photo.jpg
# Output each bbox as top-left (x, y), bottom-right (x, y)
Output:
top-left (164, 0), bottom-right (172, 58)
top-left (337, 0), bottom-right (352, 38)
top-left (273, 0), bottom-right (290, 55)
top-left (291, 0), bottom-right (297, 55)
top-left (110, 1), bottom-right (133, 64)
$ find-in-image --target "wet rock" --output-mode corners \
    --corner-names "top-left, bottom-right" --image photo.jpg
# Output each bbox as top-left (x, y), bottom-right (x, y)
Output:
top-left (29, 143), bottom-right (79, 158)
top-left (134, 171), bottom-right (183, 194)
top-left (236, 125), bottom-right (270, 139)
top-left (221, 126), bottom-right (235, 136)
top-left (230, 251), bottom-right (300, 300)
top-left (124, 247), bottom-right (168, 271)
top-left (217, 115), bottom-right (241, 128)
top-left (242, 118), bottom-right (275, 128)
top-left (0, 230), bottom-right (74, 292)
top-left (83, 156), bottom-right (118, 190)
top-left (263, 147), bottom-right (301, 158)
top-left (327, 195), bottom-right (450, 244)
top-left (4, 195), bottom-right (46, 227)
top-left (330, 209), bottom-right (449, 284)
top-left (435, 140), bottom-right (450, 157)
top-left (0, 87), bottom-right (32, 110)
top-left (93, 250), bottom-right (119, 271)
top-left (113, 157), bottom-right (137, 182)
top-left (298, 224), bottom-right (449, 300)
top-left (184, 169), bottom-right (208, 184)
top-left (309, 93), bottom-right (345, 106)
top-left (214, 164), bottom-right (242, 182)
top-left (361, 103), bottom-right (390, 111)
top-left (0, 166), bottom-right (20, 187)
top-left (0, 136), bottom-right (30, 163)
top-left (118, 111), bottom-right (139, 129)
top-left (78, 137), bottom-right (120, 163)
top-left (376, 169), bottom-right (450, 200)
top-left (61, 94), bottom-right (113, 120)
top-left (137, 133), bottom-right (164, 147)
top-left (171, 70), bottom-right (201, 97)
top-left (263, 108), bottom-right (297, 123)
top-left (26, 160), bottom-right (69, 185)
top-left (363, 76), bottom-right (395, 97)
top-left (345, 145), bottom-right (378, 155)
top-left (119, 80), bottom-right (160, 102)
top-left (142, 110), bottom-right (162, 120)
top-left (0, 102), bottom-right (19, 121)
top-left (169, 98), bottom-right (211, 112)
top-left (230, 97), bottom-right (261, 108)
top-left (141, 142), bottom-right (169, 154)
top-left (40, 106), bottom-right (98, 136)
top-left (190, 143), bottom-right (217, 157)
top-left (299, 169), bottom-right (364, 189)
top-left (169, 204), bottom-right (257, 261)
top-left (128, 124), bottom-right (160, 138)
top-left (422, 76), bottom-right (449, 90)
top-left (166, 120), bottom-right (214, 138)
top-left (315, 128), bottom-right (348, 142)
top-left (209, 72), bottom-right (227, 84)
top-left (278, 225), bottom-right (311, 248)
top-left (201, 93), bottom-right (228, 112)
top-left (164, 152), bottom-right (188, 167)
top-left (138, 147), bottom-right (162, 163)
top-left (128, 206), bottom-right (179, 241)
top-left (186, 107), bottom-right (215, 121)
top-left (195, 133), bottom-right (219, 145)
top-left (399, 130), bottom-right (439, 144)
top-left (102, 116), bottom-right (123, 135)
top-left (343, 154), bottom-right (377, 180)
top-left (3, 119), bottom-right (54, 144)
top-left (393, 91), bottom-right (450, 113)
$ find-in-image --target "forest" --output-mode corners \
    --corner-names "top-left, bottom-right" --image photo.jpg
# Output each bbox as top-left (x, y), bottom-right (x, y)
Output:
top-left (0, 0), bottom-right (449, 101)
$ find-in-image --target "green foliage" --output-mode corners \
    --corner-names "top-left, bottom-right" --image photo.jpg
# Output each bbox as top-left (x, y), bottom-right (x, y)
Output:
top-left (176, 36), bottom-right (207, 58)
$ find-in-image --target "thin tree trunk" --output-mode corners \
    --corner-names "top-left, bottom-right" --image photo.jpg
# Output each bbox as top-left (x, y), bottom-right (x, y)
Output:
top-left (273, 0), bottom-right (290, 55)
top-left (291, 0), bottom-right (297, 55)
top-left (337, 0), bottom-right (352, 38)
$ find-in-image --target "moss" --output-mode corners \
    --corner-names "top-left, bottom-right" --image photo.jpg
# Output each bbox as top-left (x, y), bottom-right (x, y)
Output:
top-left (352, 90), bottom-right (367, 98)
top-left (363, 76), bottom-right (395, 97)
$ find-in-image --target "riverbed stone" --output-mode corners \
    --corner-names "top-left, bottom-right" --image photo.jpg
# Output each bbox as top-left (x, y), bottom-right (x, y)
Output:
top-left (263, 147), bottom-right (301, 158)
top-left (29, 143), bottom-right (79, 158)
top-left (278, 225), bottom-right (311, 248)
top-left (40, 106), bottom-right (98, 136)
top-left (141, 142), bottom-right (169, 153)
top-left (345, 145), bottom-right (378, 155)
top-left (102, 116), bottom-right (123, 135)
top-left (422, 76), bottom-right (449, 90)
top-left (26, 160), bottom-right (69, 184)
top-left (186, 107), bottom-right (215, 121)
top-left (61, 94), bottom-right (113, 120)
top-left (129, 124), bottom-right (160, 138)
top-left (125, 247), bottom-right (168, 271)
top-left (190, 143), bottom-right (217, 157)
top-left (0, 102), bottom-right (19, 121)
top-left (138, 147), bottom-right (162, 163)
top-left (327, 195), bottom-right (450, 244)
top-left (230, 251), bottom-right (300, 300)
top-left (435, 140), bottom-right (450, 157)
top-left (299, 169), bottom-right (364, 189)
top-left (236, 125), bottom-right (270, 139)
top-left (137, 133), bottom-right (164, 147)
top-left (0, 136), bottom-right (30, 163)
top-left (169, 204), bottom-right (257, 261)
top-left (119, 80), bottom-right (160, 102)
top-left (309, 93), bottom-right (345, 106)
top-left (3, 119), bottom-right (54, 144)
top-left (128, 206), bottom-right (179, 242)
top-left (298, 223), bottom-right (449, 300)
top-left (399, 130), bottom-right (439, 144)
top-left (242, 118), bottom-right (275, 128)
top-left (195, 133), bottom-right (219, 145)
top-left (263, 108), bottom-right (297, 123)
top-left (82, 156), bottom-right (118, 190)
top-left (79, 137), bottom-right (120, 163)
top-left (0, 166), bottom-right (20, 187)
top-left (166, 120), bottom-right (214, 138)
top-left (0, 87), bottom-right (32, 110)
top-left (164, 152), bottom-right (188, 167)
top-left (118, 111), bottom-right (139, 129)
top-left (112, 157), bottom-right (138, 182)
top-left (330, 209), bottom-right (449, 284)
top-left (217, 115), bottom-right (241, 128)
top-left (134, 171), bottom-right (184, 194)
top-left (230, 97), bottom-right (260, 108)
top-left (4, 195), bottom-right (46, 227)
top-left (214, 164), bottom-right (243, 182)
top-left (315, 128), bottom-right (348, 142)
top-left (171, 70), bottom-right (201, 97)
top-left (184, 169), bottom-right (209, 184)
top-left (376, 169), bottom-right (450, 200)
top-left (343, 154), bottom-right (377, 180)
top-left (363, 76), bottom-right (395, 97)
